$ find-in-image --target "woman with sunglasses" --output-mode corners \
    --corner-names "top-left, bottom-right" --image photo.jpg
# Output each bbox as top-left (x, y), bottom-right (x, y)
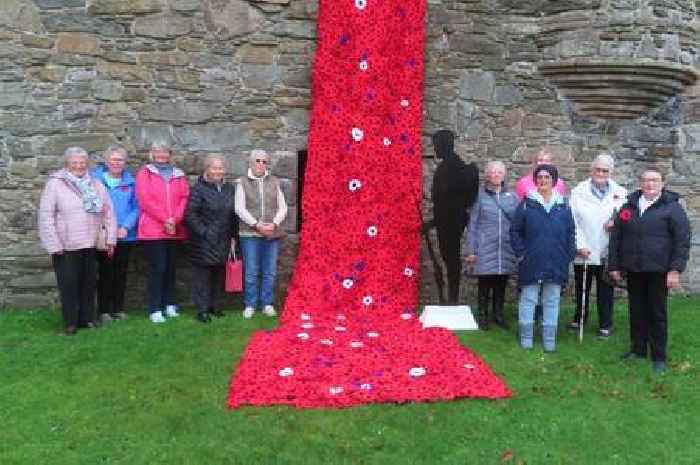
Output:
top-left (235, 149), bottom-right (288, 319)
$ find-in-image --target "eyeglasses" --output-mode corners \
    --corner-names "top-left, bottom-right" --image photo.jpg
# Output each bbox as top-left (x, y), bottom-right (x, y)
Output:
top-left (255, 159), bottom-right (268, 164)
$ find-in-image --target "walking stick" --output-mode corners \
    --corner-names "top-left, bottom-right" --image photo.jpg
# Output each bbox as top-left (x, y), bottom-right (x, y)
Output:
top-left (579, 261), bottom-right (588, 343)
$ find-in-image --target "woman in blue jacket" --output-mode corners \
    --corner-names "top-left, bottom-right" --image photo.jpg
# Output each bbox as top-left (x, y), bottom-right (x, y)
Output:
top-left (92, 145), bottom-right (140, 322)
top-left (510, 164), bottom-right (576, 352)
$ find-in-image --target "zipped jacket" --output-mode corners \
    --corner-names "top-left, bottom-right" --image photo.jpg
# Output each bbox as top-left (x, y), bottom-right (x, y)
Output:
top-left (608, 189), bottom-right (690, 273)
top-left (464, 185), bottom-right (519, 275)
top-left (510, 194), bottom-right (576, 286)
top-left (92, 163), bottom-right (140, 242)
top-left (135, 164), bottom-right (190, 240)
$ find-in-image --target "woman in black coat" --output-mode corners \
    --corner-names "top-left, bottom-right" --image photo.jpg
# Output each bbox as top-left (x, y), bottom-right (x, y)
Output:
top-left (185, 154), bottom-right (239, 322)
top-left (608, 170), bottom-right (691, 374)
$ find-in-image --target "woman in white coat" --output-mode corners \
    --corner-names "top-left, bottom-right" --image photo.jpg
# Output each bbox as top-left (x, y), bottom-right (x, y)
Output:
top-left (568, 154), bottom-right (627, 338)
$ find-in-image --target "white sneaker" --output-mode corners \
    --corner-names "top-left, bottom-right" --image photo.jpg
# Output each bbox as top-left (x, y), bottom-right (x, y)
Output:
top-left (243, 307), bottom-right (255, 319)
top-left (262, 305), bottom-right (277, 317)
top-left (165, 305), bottom-right (180, 317)
top-left (150, 311), bottom-right (166, 324)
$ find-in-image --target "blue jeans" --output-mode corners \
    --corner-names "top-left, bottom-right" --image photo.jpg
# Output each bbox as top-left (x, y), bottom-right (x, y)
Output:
top-left (519, 282), bottom-right (561, 326)
top-left (143, 240), bottom-right (178, 314)
top-left (240, 237), bottom-right (280, 308)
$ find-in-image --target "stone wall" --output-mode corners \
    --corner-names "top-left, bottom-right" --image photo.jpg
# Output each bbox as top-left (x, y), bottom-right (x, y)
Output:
top-left (0, 0), bottom-right (697, 310)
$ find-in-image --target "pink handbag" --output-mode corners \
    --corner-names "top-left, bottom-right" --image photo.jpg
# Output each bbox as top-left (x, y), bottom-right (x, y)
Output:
top-left (225, 248), bottom-right (243, 293)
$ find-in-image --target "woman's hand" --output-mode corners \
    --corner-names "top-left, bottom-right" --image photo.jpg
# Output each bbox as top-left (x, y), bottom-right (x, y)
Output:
top-left (464, 255), bottom-right (477, 264)
top-left (164, 218), bottom-right (176, 235)
top-left (577, 248), bottom-right (591, 259)
top-left (609, 270), bottom-right (622, 282)
top-left (117, 227), bottom-right (128, 239)
top-left (667, 270), bottom-right (681, 289)
top-left (604, 220), bottom-right (615, 232)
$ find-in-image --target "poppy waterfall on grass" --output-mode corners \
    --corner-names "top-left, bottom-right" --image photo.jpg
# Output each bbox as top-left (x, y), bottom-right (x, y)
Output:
top-left (228, 0), bottom-right (511, 408)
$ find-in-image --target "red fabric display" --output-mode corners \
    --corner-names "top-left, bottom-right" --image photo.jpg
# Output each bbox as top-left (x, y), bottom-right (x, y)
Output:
top-left (228, 0), bottom-right (511, 408)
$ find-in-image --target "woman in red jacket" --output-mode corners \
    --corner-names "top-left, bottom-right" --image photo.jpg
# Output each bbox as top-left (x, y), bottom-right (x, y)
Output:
top-left (136, 141), bottom-right (190, 323)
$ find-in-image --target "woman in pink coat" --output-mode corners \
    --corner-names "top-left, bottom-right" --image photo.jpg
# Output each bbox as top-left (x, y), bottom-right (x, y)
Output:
top-left (38, 147), bottom-right (117, 335)
top-left (136, 141), bottom-right (190, 324)
top-left (515, 148), bottom-right (568, 200)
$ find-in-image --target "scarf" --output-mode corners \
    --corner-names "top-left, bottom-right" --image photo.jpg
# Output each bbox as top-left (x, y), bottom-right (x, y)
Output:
top-left (64, 171), bottom-right (103, 213)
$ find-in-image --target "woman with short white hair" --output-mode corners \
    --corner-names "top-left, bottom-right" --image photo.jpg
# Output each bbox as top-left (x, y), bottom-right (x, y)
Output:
top-left (235, 149), bottom-right (288, 319)
top-left (39, 147), bottom-right (117, 335)
top-left (185, 154), bottom-right (239, 323)
top-left (91, 144), bottom-right (139, 322)
top-left (568, 153), bottom-right (627, 338)
top-left (464, 160), bottom-right (519, 329)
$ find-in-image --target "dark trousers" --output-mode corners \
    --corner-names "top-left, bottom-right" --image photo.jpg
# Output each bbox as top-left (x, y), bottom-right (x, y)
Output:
top-left (97, 243), bottom-right (132, 315)
top-left (477, 275), bottom-right (508, 313)
top-left (192, 264), bottom-right (224, 313)
top-left (52, 248), bottom-right (97, 329)
top-left (573, 264), bottom-right (614, 329)
top-left (437, 227), bottom-right (463, 304)
top-left (143, 240), bottom-right (178, 314)
top-left (627, 272), bottom-right (668, 362)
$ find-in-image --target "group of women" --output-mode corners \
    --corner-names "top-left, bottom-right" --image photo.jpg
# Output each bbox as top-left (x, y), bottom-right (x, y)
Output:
top-left (38, 143), bottom-right (287, 334)
top-left (464, 149), bottom-right (691, 373)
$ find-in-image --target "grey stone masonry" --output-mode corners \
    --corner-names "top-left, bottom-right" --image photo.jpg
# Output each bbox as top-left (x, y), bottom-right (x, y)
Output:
top-left (0, 0), bottom-right (697, 310)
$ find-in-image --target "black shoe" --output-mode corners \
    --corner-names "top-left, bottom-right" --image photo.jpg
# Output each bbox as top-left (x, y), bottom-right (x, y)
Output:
top-left (620, 351), bottom-right (646, 361)
top-left (63, 325), bottom-right (77, 336)
top-left (210, 309), bottom-right (224, 318)
top-left (652, 361), bottom-right (667, 375)
top-left (197, 312), bottom-right (212, 323)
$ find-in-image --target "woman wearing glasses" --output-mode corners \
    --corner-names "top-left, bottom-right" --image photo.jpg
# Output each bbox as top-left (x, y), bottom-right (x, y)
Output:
top-left (510, 164), bottom-right (576, 352)
top-left (235, 149), bottom-right (288, 319)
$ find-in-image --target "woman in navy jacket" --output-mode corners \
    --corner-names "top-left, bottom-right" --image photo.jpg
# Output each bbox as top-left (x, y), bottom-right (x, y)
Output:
top-left (510, 164), bottom-right (576, 352)
top-left (92, 145), bottom-right (139, 322)
top-left (608, 170), bottom-right (691, 374)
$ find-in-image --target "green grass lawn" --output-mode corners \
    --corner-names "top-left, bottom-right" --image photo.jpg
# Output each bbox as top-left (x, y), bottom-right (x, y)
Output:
top-left (1, 297), bottom-right (698, 465)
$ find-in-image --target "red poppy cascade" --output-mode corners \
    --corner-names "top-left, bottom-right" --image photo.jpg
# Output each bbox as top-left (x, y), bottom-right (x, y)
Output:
top-left (228, 0), bottom-right (511, 408)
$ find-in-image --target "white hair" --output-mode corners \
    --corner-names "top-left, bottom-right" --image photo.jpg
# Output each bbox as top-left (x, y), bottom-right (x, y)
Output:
top-left (103, 144), bottom-right (128, 162)
top-left (63, 146), bottom-right (88, 165)
top-left (202, 153), bottom-right (226, 180)
top-left (485, 160), bottom-right (506, 174)
top-left (150, 140), bottom-right (171, 152)
top-left (249, 149), bottom-right (269, 162)
top-left (592, 153), bottom-right (615, 170)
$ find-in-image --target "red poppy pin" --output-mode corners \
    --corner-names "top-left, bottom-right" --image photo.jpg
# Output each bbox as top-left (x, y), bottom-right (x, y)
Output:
top-left (619, 208), bottom-right (633, 222)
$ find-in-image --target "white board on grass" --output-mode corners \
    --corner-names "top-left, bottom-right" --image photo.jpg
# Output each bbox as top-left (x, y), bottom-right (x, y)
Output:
top-left (420, 305), bottom-right (479, 331)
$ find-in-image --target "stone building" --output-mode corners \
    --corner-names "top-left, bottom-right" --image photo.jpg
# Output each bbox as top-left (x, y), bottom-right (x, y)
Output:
top-left (0, 0), bottom-right (698, 309)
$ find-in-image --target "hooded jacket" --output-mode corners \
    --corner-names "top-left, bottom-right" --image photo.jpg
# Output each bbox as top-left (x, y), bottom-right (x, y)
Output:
top-left (92, 163), bottom-right (140, 242)
top-left (608, 189), bottom-right (691, 273)
top-left (135, 164), bottom-right (190, 240)
top-left (38, 169), bottom-right (117, 254)
top-left (184, 176), bottom-right (238, 266)
top-left (510, 192), bottom-right (576, 286)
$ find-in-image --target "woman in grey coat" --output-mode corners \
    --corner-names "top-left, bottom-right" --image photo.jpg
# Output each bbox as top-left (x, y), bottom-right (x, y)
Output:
top-left (464, 161), bottom-right (519, 329)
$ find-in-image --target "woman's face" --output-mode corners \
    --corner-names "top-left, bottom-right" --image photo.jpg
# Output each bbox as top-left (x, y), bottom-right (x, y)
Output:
top-left (640, 171), bottom-right (663, 199)
top-left (252, 157), bottom-right (268, 177)
top-left (535, 170), bottom-right (553, 195)
top-left (206, 159), bottom-right (225, 183)
top-left (485, 166), bottom-right (505, 186)
top-left (106, 153), bottom-right (126, 177)
top-left (66, 155), bottom-right (88, 177)
top-left (151, 148), bottom-right (171, 164)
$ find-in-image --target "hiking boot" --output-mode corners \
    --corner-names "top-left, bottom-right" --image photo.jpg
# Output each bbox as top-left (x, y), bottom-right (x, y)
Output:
top-left (150, 311), bottom-right (166, 324)
top-left (100, 313), bottom-right (113, 324)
